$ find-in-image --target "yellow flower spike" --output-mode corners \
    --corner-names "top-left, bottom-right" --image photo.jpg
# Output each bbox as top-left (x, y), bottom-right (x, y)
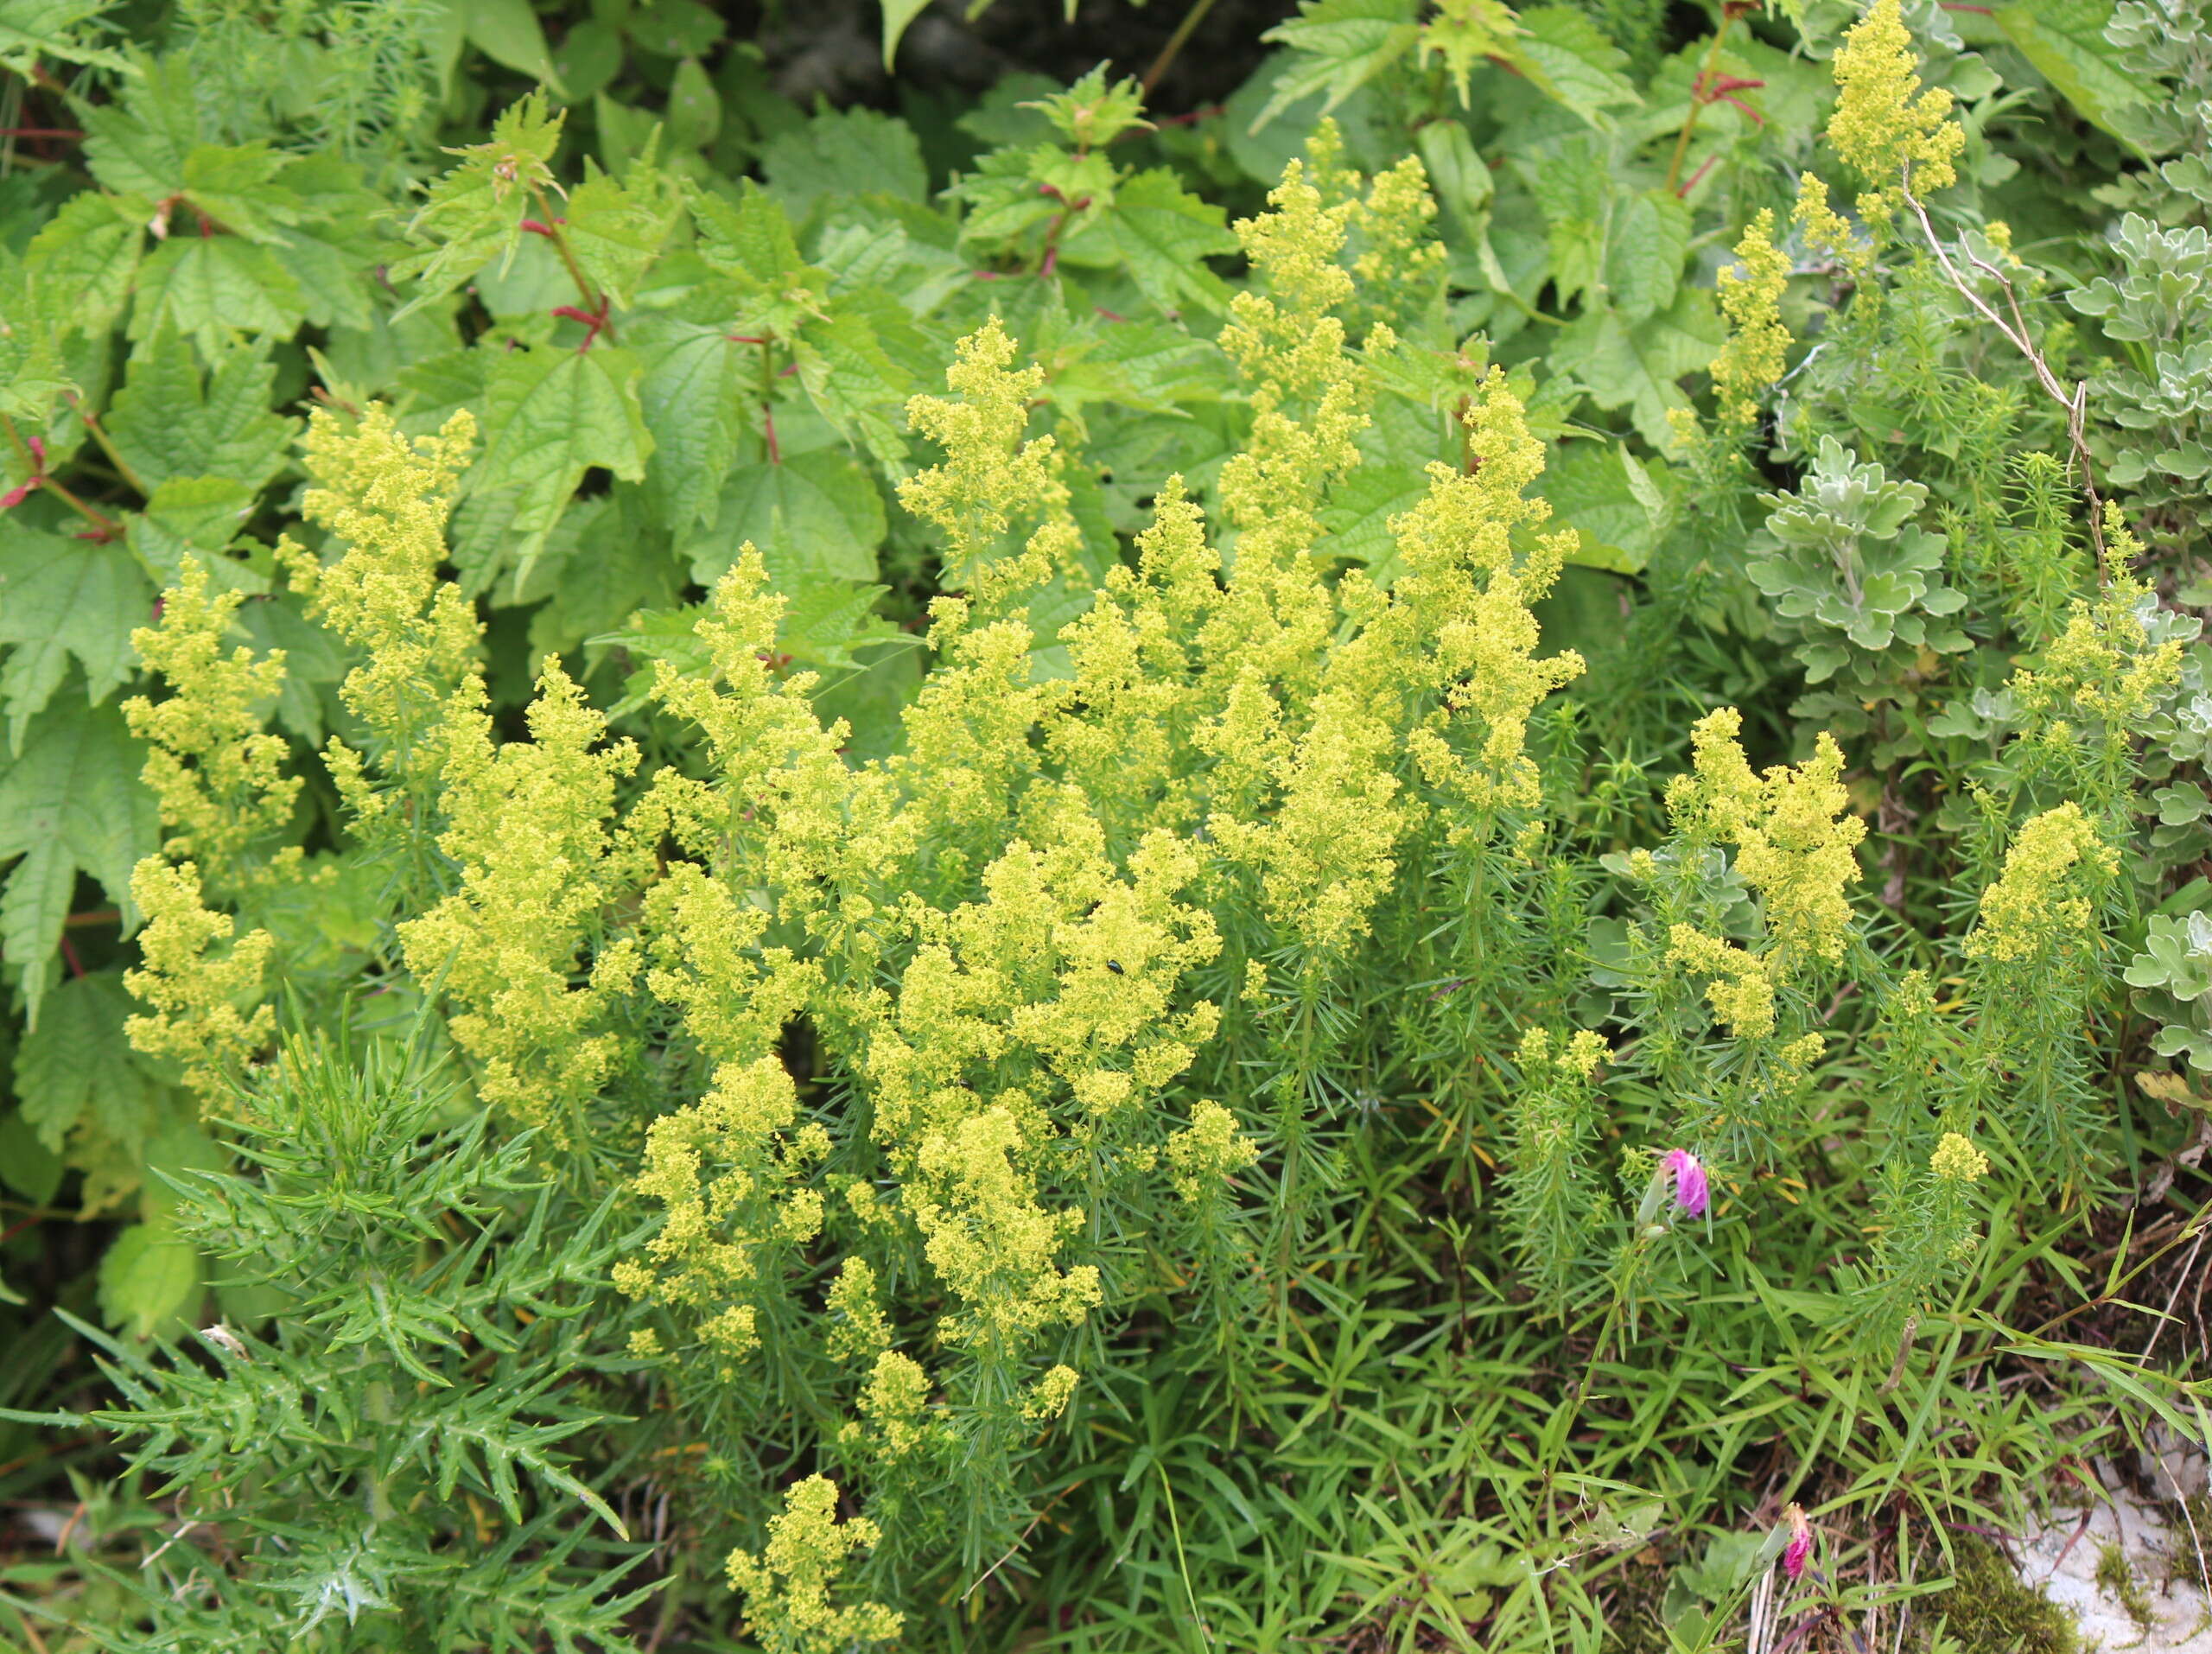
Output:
top-left (122, 857), bottom-right (276, 1105)
top-left (1930, 1131), bottom-right (1990, 1182)
top-left (1964, 803), bottom-right (2115, 964)
top-left (1827, 0), bottom-right (1965, 220)
top-left (1711, 209), bottom-right (1791, 429)
top-left (124, 557), bottom-right (301, 890)
top-left (726, 1476), bottom-right (902, 1654)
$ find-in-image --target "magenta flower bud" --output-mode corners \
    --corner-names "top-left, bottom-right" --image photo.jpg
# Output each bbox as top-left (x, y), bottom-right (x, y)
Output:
top-left (1783, 1504), bottom-right (1812, 1581)
top-left (1664, 1148), bottom-right (1708, 1218)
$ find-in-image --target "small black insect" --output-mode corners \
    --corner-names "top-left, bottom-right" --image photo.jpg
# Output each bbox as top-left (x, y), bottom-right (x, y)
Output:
top-left (1105, 960), bottom-right (1125, 975)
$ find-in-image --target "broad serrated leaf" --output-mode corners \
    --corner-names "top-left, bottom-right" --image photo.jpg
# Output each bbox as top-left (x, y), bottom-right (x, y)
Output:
top-left (760, 106), bottom-right (928, 220)
top-left (128, 477), bottom-right (262, 587)
top-left (686, 449), bottom-right (885, 587)
top-left (24, 194), bottom-right (143, 340)
top-left (1251, 0), bottom-right (1421, 132)
top-left (633, 320), bottom-right (751, 531)
top-left (127, 236), bottom-right (307, 356)
top-left (474, 344), bottom-right (653, 586)
top-left (1541, 439), bottom-right (1665, 574)
top-left (1553, 288), bottom-right (1722, 447)
top-left (0, 697), bottom-right (157, 1027)
top-left (0, 0), bottom-right (131, 72)
top-left (0, 525), bottom-right (154, 751)
top-left (1319, 461), bottom-right (1431, 576)
top-left (76, 51), bottom-right (200, 197)
top-left (1605, 188), bottom-right (1690, 323)
top-left (1084, 169), bottom-right (1237, 315)
top-left (1511, 5), bottom-right (1643, 128)
top-left (1993, 2), bottom-right (2143, 139)
top-left (388, 93), bottom-right (566, 318)
top-left (96, 1219), bottom-right (201, 1339)
top-left (105, 332), bottom-right (296, 495)
top-left (13, 968), bottom-right (160, 1151)
top-left (562, 159), bottom-right (683, 309)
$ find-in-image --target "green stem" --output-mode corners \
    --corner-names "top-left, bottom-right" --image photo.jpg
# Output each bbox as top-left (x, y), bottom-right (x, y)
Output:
top-left (69, 395), bottom-right (149, 498)
top-left (1141, 0), bottom-right (1224, 101)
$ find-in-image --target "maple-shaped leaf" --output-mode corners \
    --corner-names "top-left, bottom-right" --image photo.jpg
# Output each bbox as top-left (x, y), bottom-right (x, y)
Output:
top-left (387, 92), bottom-right (567, 320)
top-left (0, 0), bottom-right (131, 73)
top-left (1251, 0), bottom-right (1422, 132)
top-left (76, 52), bottom-right (202, 198)
top-left (474, 342), bottom-right (653, 588)
top-left (0, 697), bottom-right (157, 1028)
top-left (562, 157), bottom-right (683, 311)
top-left (13, 968), bottom-right (163, 1152)
top-left (1553, 288), bottom-right (1722, 448)
top-left (1081, 169), bottom-right (1236, 315)
top-left (24, 194), bottom-right (143, 341)
top-left (1419, 0), bottom-right (1517, 107)
top-left (760, 105), bottom-right (928, 221)
top-left (693, 183), bottom-right (833, 339)
top-left (632, 318), bottom-right (751, 533)
top-left (127, 237), bottom-right (308, 356)
top-left (0, 524), bottom-right (155, 752)
top-left (0, 251), bottom-right (73, 423)
top-left (684, 449), bottom-right (886, 588)
top-left (105, 330), bottom-right (297, 495)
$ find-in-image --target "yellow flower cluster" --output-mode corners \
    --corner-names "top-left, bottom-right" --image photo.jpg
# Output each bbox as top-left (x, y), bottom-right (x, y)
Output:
top-left (123, 858), bottom-right (274, 1104)
top-left (124, 557), bottom-right (301, 888)
top-left (1667, 709), bottom-right (1867, 967)
top-left (1965, 803), bottom-right (2115, 964)
top-left (1827, 0), bottom-right (1965, 220)
top-left (276, 407), bottom-right (483, 819)
top-left (1930, 1131), bottom-right (1989, 1182)
top-left (1166, 1099), bottom-right (1260, 1202)
top-left (1710, 210), bottom-right (1791, 430)
top-left (725, 1477), bottom-right (902, 1654)
top-left (397, 662), bottom-right (646, 1136)
top-left (1666, 925), bottom-right (1777, 1040)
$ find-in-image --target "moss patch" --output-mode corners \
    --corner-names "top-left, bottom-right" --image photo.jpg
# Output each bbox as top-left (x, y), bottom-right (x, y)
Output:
top-left (1939, 1537), bottom-right (2077, 1654)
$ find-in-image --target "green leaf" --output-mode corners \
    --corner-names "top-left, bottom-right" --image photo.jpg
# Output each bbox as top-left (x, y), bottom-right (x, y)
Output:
top-left (1084, 169), bottom-right (1238, 315)
top-left (665, 56), bottom-right (721, 151)
top-left (633, 319), bottom-right (751, 531)
top-left (686, 449), bottom-right (886, 587)
top-left (388, 93), bottom-right (567, 318)
top-left (0, 525), bottom-right (154, 751)
top-left (1510, 6), bottom-right (1642, 128)
top-left (1553, 289), bottom-right (1723, 448)
top-left (14, 969), bottom-right (161, 1151)
top-left (128, 477), bottom-right (262, 588)
top-left (474, 344), bottom-right (654, 586)
top-left (1251, 0), bottom-right (1422, 132)
top-left (463, 0), bottom-right (568, 93)
top-left (0, 698), bottom-right (157, 1028)
top-left (0, 0), bottom-right (131, 72)
top-left (760, 107), bottom-right (928, 219)
top-left (75, 52), bottom-right (200, 197)
top-left (1605, 189), bottom-right (1689, 324)
top-left (97, 1219), bottom-right (201, 1339)
top-left (881, 0), bottom-right (931, 67)
top-left (105, 333), bottom-right (297, 496)
top-left (0, 1106), bottom-right (63, 1204)
top-left (1541, 440), bottom-right (1666, 574)
top-left (1319, 461), bottom-right (1431, 576)
top-left (562, 159), bottom-right (683, 309)
top-left (127, 237), bottom-right (308, 357)
top-left (24, 194), bottom-right (143, 340)
top-left (1993, 2), bottom-right (2142, 139)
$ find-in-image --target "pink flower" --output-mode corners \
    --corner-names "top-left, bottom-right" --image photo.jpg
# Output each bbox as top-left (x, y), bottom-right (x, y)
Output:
top-left (1783, 1504), bottom-right (1813, 1581)
top-left (1664, 1148), bottom-right (1708, 1218)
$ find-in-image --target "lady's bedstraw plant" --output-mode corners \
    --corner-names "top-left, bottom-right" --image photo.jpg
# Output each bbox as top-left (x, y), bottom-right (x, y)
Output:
top-left (18, 3), bottom-right (2212, 1651)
